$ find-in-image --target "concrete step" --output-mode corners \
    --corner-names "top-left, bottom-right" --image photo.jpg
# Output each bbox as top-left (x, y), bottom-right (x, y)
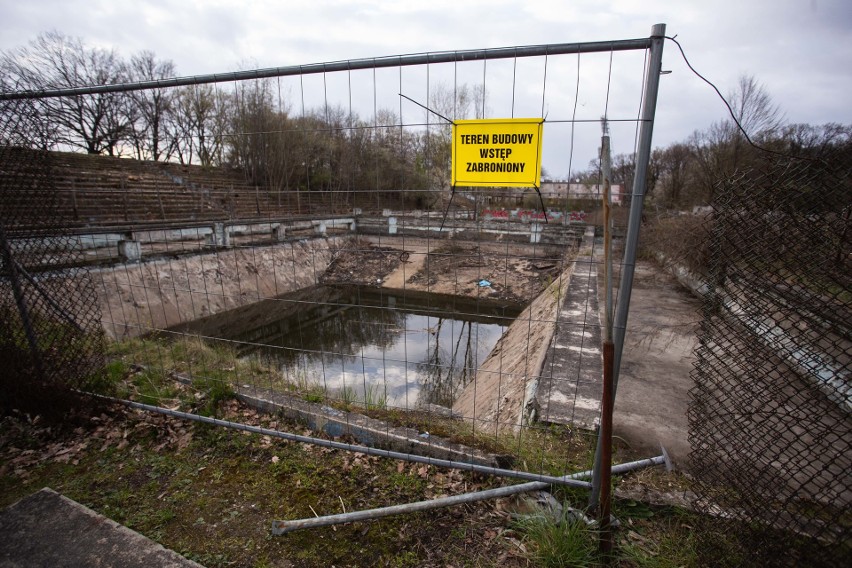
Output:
top-left (0, 488), bottom-right (204, 568)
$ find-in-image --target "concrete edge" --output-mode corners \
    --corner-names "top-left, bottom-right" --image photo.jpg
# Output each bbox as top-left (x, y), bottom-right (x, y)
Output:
top-left (165, 369), bottom-right (510, 468)
top-left (0, 488), bottom-right (204, 568)
top-left (521, 262), bottom-right (578, 427)
top-left (234, 386), bottom-right (511, 468)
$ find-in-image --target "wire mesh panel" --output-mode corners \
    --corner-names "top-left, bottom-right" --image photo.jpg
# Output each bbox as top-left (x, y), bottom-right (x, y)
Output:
top-left (689, 151), bottom-right (852, 565)
top-left (0, 34), bottom-right (662, 491)
top-left (0, 99), bottom-right (105, 415)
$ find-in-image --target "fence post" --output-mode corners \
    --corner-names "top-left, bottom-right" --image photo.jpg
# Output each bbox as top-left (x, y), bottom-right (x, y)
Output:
top-left (599, 131), bottom-right (615, 555)
top-left (0, 222), bottom-right (44, 379)
top-left (589, 23), bottom-right (667, 510)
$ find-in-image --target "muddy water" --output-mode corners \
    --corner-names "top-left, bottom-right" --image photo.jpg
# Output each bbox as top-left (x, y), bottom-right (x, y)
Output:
top-left (172, 286), bottom-right (522, 409)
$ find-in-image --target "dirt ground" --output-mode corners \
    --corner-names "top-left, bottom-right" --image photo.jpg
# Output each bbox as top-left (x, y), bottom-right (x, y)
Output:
top-left (322, 236), bottom-right (569, 305)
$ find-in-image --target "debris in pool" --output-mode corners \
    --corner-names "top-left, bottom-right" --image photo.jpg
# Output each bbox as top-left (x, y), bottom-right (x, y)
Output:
top-left (478, 279), bottom-right (492, 287)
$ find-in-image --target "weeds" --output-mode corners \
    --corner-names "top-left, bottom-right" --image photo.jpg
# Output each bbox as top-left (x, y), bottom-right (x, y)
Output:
top-left (514, 515), bottom-right (599, 567)
top-left (363, 383), bottom-right (388, 410)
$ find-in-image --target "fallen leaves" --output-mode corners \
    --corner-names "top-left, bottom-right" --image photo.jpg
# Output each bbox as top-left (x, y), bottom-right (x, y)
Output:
top-left (0, 404), bottom-right (196, 481)
top-left (0, 399), bottom-right (534, 568)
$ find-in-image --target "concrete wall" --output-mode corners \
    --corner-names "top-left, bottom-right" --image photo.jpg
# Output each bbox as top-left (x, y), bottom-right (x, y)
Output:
top-left (358, 215), bottom-right (583, 247)
top-left (452, 264), bottom-right (574, 434)
top-left (92, 237), bottom-right (342, 339)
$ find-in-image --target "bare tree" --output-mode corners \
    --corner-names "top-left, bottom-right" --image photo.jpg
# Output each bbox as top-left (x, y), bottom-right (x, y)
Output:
top-left (728, 75), bottom-right (783, 169)
top-left (171, 84), bottom-right (227, 166)
top-left (729, 75), bottom-right (783, 142)
top-left (128, 51), bottom-right (177, 161)
top-left (686, 74), bottom-right (785, 203)
top-left (1, 31), bottom-right (131, 155)
top-left (422, 83), bottom-right (489, 196)
top-left (654, 143), bottom-right (692, 207)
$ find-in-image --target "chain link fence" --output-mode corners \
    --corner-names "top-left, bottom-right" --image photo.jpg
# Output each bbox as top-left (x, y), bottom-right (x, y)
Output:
top-left (689, 151), bottom-right (852, 565)
top-left (0, 99), bottom-right (105, 416)
top-left (0, 33), bottom-right (665, 488)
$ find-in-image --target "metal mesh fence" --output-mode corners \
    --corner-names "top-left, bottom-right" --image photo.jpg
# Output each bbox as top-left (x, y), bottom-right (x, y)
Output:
top-left (0, 99), bottom-right (105, 415)
top-left (689, 151), bottom-right (852, 565)
top-left (0, 33), bottom-right (667, 509)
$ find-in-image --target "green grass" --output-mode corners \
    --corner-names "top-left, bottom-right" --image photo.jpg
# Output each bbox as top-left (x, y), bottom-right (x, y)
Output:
top-left (96, 336), bottom-right (602, 490)
top-left (101, 336), bottom-right (328, 413)
top-left (510, 499), bottom-right (760, 568)
top-left (55, 335), bottom-right (835, 567)
top-left (514, 515), bottom-right (599, 567)
top-left (0, 403), bottom-right (528, 566)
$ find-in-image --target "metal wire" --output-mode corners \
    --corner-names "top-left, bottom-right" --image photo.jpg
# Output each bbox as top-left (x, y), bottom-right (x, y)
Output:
top-left (689, 151), bottom-right (852, 565)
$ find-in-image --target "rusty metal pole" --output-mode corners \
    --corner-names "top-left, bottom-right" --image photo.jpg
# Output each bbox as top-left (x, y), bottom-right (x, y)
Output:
top-left (599, 131), bottom-right (615, 555)
top-left (590, 22), bottom-right (666, 512)
top-left (600, 340), bottom-right (614, 554)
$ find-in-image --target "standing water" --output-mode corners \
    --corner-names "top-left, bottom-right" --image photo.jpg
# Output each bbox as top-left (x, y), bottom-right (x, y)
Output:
top-left (172, 286), bottom-right (522, 409)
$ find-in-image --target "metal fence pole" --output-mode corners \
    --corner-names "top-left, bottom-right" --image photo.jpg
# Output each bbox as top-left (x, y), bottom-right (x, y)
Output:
top-left (599, 131), bottom-right (615, 553)
top-left (0, 221), bottom-right (44, 379)
top-left (589, 23), bottom-right (666, 510)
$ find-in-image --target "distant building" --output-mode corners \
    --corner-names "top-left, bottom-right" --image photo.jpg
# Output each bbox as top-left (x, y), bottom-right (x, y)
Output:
top-left (540, 181), bottom-right (624, 205)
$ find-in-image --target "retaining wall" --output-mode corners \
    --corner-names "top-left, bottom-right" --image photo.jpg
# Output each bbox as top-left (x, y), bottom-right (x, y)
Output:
top-left (92, 237), bottom-right (342, 339)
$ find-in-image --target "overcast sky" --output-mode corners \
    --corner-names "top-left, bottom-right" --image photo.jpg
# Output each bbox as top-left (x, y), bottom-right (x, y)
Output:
top-left (2, 0), bottom-right (850, 177)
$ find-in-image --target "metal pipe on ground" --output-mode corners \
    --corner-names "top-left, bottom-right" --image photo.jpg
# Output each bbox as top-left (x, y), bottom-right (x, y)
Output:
top-left (95, 395), bottom-right (591, 488)
top-left (271, 454), bottom-right (668, 535)
top-left (93, 395), bottom-right (668, 534)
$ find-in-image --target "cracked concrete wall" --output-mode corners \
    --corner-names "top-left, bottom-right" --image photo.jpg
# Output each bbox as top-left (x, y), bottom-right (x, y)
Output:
top-left (92, 238), bottom-right (342, 339)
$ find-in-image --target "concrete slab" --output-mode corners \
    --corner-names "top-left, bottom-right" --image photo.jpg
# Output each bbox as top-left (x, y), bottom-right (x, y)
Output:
top-left (535, 253), bottom-right (604, 430)
top-left (609, 261), bottom-right (698, 466)
top-left (233, 386), bottom-right (511, 467)
top-left (533, 229), bottom-right (696, 467)
top-left (0, 488), bottom-right (204, 568)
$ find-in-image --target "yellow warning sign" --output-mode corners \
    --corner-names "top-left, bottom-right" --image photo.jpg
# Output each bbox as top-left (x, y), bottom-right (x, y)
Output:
top-left (452, 118), bottom-right (544, 188)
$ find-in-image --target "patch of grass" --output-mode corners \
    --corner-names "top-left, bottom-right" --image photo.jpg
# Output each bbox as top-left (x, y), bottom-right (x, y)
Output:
top-left (512, 500), bottom-right (735, 568)
top-left (337, 385), bottom-right (356, 410)
top-left (0, 401), bottom-right (530, 567)
top-left (303, 392), bottom-right (323, 403)
top-left (616, 506), bottom-right (700, 568)
top-left (191, 376), bottom-right (235, 417)
top-left (515, 515), bottom-right (599, 567)
top-left (105, 337), bottom-right (248, 414)
top-left (132, 368), bottom-right (182, 407)
top-left (359, 407), bottom-right (599, 478)
top-left (616, 499), bottom-right (656, 520)
top-left (364, 383), bottom-right (388, 410)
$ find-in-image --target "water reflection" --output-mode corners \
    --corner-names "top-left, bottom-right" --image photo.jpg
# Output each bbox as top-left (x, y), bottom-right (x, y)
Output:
top-left (172, 286), bottom-right (521, 409)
